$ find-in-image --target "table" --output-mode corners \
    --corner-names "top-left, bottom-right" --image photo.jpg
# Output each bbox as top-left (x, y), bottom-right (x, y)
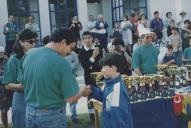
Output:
top-left (131, 98), bottom-right (187, 128)
top-left (92, 98), bottom-right (188, 128)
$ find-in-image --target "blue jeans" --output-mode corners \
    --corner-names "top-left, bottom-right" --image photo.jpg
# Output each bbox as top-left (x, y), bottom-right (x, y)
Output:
top-left (12, 92), bottom-right (26, 128)
top-left (70, 102), bottom-right (78, 120)
top-left (26, 105), bottom-right (67, 128)
top-left (173, 51), bottom-right (182, 66)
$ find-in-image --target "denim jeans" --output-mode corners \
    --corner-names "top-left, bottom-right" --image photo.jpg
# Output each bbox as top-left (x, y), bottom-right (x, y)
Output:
top-left (12, 92), bottom-right (26, 128)
top-left (173, 51), bottom-right (182, 66)
top-left (70, 102), bottom-right (78, 120)
top-left (26, 105), bottom-right (67, 128)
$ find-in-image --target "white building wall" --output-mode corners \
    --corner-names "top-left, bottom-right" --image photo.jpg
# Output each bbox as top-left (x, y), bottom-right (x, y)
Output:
top-left (77, 0), bottom-right (88, 33)
top-left (101, 0), bottom-right (113, 36)
top-left (38, 0), bottom-right (51, 38)
top-left (0, 0), bottom-right (8, 47)
top-left (87, 3), bottom-right (102, 20)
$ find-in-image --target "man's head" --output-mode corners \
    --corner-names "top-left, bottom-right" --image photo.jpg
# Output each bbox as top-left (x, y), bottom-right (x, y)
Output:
top-left (171, 27), bottom-right (179, 35)
top-left (8, 15), bottom-right (15, 22)
top-left (89, 15), bottom-right (94, 21)
top-left (179, 11), bottom-right (187, 18)
top-left (166, 12), bottom-right (172, 18)
top-left (82, 31), bottom-right (93, 48)
top-left (184, 19), bottom-right (190, 28)
top-left (112, 37), bottom-right (124, 53)
top-left (28, 15), bottom-right (35, 23)
top-left (154, 11), bottom-right (159, 18)
top-left (98, 14), bottom-right (104, 22)
top-left (99, 53), bottom-right (126, 78)
top-left (73, 16), bottom-right (78, 21)
top-left (50, 28), bottom-right (77, 56)
top-left (166, 45), bottom-right (173, 56)
top-left (140, 30), bottom-right (153, 44)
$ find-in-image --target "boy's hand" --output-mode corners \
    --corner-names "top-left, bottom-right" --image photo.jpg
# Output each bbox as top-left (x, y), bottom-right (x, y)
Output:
top-left (92, 48), bottom-right (99, 58)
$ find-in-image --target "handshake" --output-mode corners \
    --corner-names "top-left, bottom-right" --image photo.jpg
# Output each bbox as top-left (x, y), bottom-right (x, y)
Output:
top-left (79, 85), bottom-right (92, 97)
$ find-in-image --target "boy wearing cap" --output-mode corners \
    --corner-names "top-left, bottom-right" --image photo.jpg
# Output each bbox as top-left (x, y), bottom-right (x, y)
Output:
top-left (82, 53), bottom-right (133, 128)
top-left (132, 30), bottom-right (159, 75)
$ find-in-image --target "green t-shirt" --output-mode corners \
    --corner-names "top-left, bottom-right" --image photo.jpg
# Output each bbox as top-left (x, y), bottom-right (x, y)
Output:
top-left (18, 47), bottom-right (79, 108)
top-left (3, 54), bottom-right (21, 85)
top-left (183, 47), bottom-right (191, 64)
top-left (132, 44), bottom-right (159, 74)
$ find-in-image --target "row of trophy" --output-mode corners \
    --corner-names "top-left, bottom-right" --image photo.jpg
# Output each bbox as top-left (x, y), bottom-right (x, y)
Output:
top-left (90, 64), bottom-right (191, 103)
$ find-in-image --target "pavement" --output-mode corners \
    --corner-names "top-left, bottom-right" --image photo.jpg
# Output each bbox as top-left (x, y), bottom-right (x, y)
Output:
top-left (0, 46), bottom-right (167, 124)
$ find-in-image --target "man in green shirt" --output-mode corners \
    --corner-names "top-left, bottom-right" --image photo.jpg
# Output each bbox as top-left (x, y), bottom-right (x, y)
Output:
top-left (18, 28), bottom-right (83, 128)
top-left (132, 30), bottom-right (159, 75)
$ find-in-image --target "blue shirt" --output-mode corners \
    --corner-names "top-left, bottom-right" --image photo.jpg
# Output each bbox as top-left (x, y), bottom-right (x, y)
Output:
top-left (183, 47), bottom-right (191, 64)
top-left (162, 55), bottom-right (177, 65)
top-left (91, 76), bottom-right (133, 128)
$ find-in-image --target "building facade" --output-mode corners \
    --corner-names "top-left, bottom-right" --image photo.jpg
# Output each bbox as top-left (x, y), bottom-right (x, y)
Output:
top-left (0, 0), bottom-right (191, 46)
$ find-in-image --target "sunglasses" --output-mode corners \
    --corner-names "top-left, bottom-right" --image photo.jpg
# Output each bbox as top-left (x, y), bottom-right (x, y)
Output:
top-left (25, 39), bottom-right (37, 44)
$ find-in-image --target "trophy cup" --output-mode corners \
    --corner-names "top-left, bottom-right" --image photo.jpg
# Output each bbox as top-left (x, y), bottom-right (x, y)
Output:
top-left (90, 72), bottom-right (104, 88)
top-left (123, 75), bottom-right (136, 102)
top-left (135, 76), bottom-right (148, 101)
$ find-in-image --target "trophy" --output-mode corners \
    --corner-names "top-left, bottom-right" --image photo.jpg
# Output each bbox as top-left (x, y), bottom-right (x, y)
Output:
top-left (90, 72), bottom-right (104, 88)
top-left (123, 75), bottom-right (137, 102)
top-left (135, 76), bottom-right (148, 101)
top-left (156, 64), bottom-right (168, 75)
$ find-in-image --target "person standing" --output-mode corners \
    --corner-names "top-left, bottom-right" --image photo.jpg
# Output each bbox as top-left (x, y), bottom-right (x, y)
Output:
top-left (69, 16), bottom-right (82, 41)
top-left (78, 31), bottom-right (102, 125)
top-left (87, 15), bottom-right (96, 31)
top-left (132, 30), bottom-right (159, 75)
top-left (3, 29), bottom-right (37, 128)
top-left (25, 15), bottom-right (39, 33)
top-left (65, 50), bottom-right (81, 123)
top-left (17, 28), bottom-right (83, 128)
top-left (121, 15), bottom-right (133, 53)
top-left (150, 11), bottom-right (164, 40)
top-left (3, 15), bottom-right (18, 57)
top-left (95, 14), bottom-right (109, 52)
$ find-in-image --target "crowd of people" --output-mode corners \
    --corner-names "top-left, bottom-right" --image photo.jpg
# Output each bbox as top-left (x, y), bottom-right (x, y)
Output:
top-left (0, 10), bottom-right (190, 128)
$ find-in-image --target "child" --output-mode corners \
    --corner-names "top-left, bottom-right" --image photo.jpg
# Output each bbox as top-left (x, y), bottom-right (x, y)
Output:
top-left (83, 53), bottom-right (133, 128)
top-left (0, 46), bottom-right (13, 128)
top-left (112, 22), bottom-right (122, 39)
top-left (183, 39), bottom-right (191, 65)
top-left (162, 44), bottom-right (177, 65)
top-left (169, 27), bottom-right (182, 66)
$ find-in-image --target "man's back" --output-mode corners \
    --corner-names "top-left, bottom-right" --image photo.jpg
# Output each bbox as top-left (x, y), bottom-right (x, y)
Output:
top-left (18, 47), bottom-right (79, 108)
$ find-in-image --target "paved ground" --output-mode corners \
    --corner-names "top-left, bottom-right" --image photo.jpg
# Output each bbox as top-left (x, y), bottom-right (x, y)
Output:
top-left (0, 46), bottom-right (167, 124)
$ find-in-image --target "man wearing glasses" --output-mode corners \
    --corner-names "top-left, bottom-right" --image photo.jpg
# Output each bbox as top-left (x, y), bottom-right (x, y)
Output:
top-left (132, 30), bottom-right (159, 75)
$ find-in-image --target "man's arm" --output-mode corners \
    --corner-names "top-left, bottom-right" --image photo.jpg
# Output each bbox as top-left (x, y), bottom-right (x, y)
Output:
top-left (5, 83), bottom-right (23, 91)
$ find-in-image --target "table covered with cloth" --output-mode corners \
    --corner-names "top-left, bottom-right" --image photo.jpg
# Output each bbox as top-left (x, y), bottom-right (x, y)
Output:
top-left (130, 98), bottom-right (188, 128)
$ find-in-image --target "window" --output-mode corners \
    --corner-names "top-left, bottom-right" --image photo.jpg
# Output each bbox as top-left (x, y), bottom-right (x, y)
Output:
top-left (7, 0), bottom-right (41, 38)
top-left (111, 0), bottom-right (147, 26)
top-left (49, 0), bottom-right (77, 32)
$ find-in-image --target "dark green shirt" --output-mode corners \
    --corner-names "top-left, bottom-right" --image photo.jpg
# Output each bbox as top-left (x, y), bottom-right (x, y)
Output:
top-left (132, 44), bottom-right (159, 74)
top-left (3, 54), bottom-right (21, 84)
top-left (183, 47), bottom-right (191, 64)
top-left (18, 47), bottom-right (79, 108)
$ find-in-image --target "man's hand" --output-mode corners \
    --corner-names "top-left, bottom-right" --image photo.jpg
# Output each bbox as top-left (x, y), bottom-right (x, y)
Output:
top-left (80, 86), bottom-right (92, 97)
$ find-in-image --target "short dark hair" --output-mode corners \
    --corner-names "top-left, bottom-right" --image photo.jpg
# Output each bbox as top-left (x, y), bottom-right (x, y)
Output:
top-left (43, 35), bottom-right (50, 45)
top-left (50, 28), bottom-right (77, 44)
top-left (112, 37), bottom-right (124, 47)
top-left (154, 11), bottom-right (159, 15)
top-left (171, 27), bottom-right (178, 32)
top-left (166, 44), bottom-right (173, 50)
top-left (99, 53), bottom-right (126, 73)
top-left (18, 29), bottom-right (38, 41)
top-left (82, 31), bottom-right (92, 39)
top-left (166, 12), bottom-right (172, 17)
top-left (184, 19), bottom-right (190, 24)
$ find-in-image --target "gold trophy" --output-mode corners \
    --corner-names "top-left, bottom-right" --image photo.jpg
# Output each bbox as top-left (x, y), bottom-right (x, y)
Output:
top-left (90, 72), bottom-right (104, 88)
